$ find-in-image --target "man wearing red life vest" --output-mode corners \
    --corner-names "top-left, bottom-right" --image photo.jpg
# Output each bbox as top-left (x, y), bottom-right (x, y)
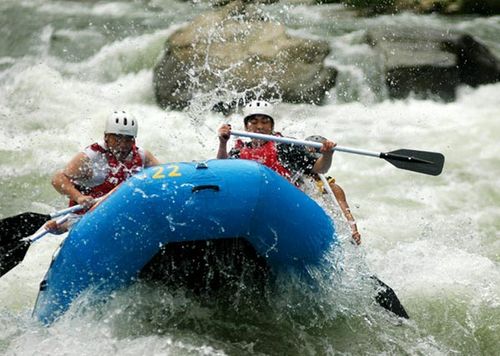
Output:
top-left (217, 100), bottom-right (336, 182)
top-left (51, 110), bottom-right (160, 210)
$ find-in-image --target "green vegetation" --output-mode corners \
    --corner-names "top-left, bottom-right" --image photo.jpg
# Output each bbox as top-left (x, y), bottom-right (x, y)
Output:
top-left (316, 0), bottom-right (500, 15)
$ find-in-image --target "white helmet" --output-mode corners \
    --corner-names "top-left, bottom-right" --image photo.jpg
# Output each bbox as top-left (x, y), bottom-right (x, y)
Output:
top-left (243, 100), bottom-right (274, 125)
top-left (305, 135), bottom-right (326, 144)
top-left (305, 135), bottom-right (326, 158)
top-left (105, 110), bottom-right (138, 137)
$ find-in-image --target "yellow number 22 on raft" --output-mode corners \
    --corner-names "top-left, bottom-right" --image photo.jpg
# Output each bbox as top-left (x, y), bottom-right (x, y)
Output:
top-left (152, 165), bottom-right (182, 179)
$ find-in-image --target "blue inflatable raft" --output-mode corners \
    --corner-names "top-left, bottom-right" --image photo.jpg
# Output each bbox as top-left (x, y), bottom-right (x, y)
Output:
top-left (33, 159), bottom-right (336, 324)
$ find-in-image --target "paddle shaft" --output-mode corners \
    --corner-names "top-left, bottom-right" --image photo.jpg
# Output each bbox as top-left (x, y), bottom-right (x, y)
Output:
top-left (28, 215), bottom-right (70, 244)
top-left (230, 130), bottom-right (444, 176)
top-left (230, 130), bottom-right (379, 158)
top-left (49, 203), bottom-right (90, 219)
top-left (31, 198), bottom-right (102, 240)
top-left (318, 174), bottom-right (337, 202)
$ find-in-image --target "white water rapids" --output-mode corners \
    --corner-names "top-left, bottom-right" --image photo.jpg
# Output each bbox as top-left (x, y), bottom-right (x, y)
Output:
top-left (0, 1), bottom-right (499, 355)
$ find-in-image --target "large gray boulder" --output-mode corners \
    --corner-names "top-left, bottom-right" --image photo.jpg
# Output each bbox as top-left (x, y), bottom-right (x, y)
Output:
top-left (153, 1), bottom-right (337, 110)
top-left (367, 28), bottom-right (500, 101)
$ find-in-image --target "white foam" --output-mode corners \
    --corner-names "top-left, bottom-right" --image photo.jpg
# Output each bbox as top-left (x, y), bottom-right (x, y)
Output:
top-left (0, 3), bottom-right (499, 353)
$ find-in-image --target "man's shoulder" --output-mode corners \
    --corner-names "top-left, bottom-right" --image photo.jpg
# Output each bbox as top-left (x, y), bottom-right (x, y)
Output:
top-left (136, 146), bottom-right (146, 163)
top-left (83, 142), bottom-right (106, 161)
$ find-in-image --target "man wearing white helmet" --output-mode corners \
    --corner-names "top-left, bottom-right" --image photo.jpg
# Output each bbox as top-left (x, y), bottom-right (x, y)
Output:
top-left (217, 100), bottom-right (336, 182)
top-left (51, 110), bottom-right (159, 209)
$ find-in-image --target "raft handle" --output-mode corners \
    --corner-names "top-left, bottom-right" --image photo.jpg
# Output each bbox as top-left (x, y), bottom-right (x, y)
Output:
top-left (195, 161), bottom-right (209, 169)
top-left (192, 185), bottom-right (220, 193)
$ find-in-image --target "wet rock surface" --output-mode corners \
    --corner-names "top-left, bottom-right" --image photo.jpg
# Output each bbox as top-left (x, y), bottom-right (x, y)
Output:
top-left (367, 27), bottom-right (500, 101)
top-left (153, 1), bottom-right (337, 109)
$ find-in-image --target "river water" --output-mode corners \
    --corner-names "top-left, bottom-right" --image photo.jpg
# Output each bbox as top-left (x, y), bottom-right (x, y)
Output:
top-left (0, 1), bottom-right (499, 355)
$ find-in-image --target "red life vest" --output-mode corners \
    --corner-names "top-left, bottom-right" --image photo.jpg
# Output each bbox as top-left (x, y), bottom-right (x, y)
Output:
top-left (235, 137), bottom-right (292, 180)
top-left (69, 143), bottom-right (144, 206)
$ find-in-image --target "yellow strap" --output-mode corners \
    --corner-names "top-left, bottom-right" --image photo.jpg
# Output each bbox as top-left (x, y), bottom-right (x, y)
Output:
top-left (315, 176), bottom-right (335, 192)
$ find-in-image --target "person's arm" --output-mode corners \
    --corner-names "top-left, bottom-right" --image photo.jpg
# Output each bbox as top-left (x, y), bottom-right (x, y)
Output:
top-left (311, 140), bottom-right (336, 174)
top-left (45, 214), bottom-right (81, 235)
top-left (51, 152), bottom-right (95, 207)
top-left (331, 183), bottom-right (361, 245)
top-left (217, 124), bottom-right (231, 159)
top-left (144, 150), bottom-right (160, 167)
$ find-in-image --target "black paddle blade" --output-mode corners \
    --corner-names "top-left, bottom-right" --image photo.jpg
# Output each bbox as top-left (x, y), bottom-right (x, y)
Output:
top-left (0, 240), bottom-right (31, 277)
top-left (371, 276), bottom-right (409, 319)
top-left (381, 149), bottom-right (445, 176)
top-left (0, 212), bottom-right (51, 245)
top-left (0, 213), bottom-right (50, 251)
top-left (0, 212), bottom-right (50, 277)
